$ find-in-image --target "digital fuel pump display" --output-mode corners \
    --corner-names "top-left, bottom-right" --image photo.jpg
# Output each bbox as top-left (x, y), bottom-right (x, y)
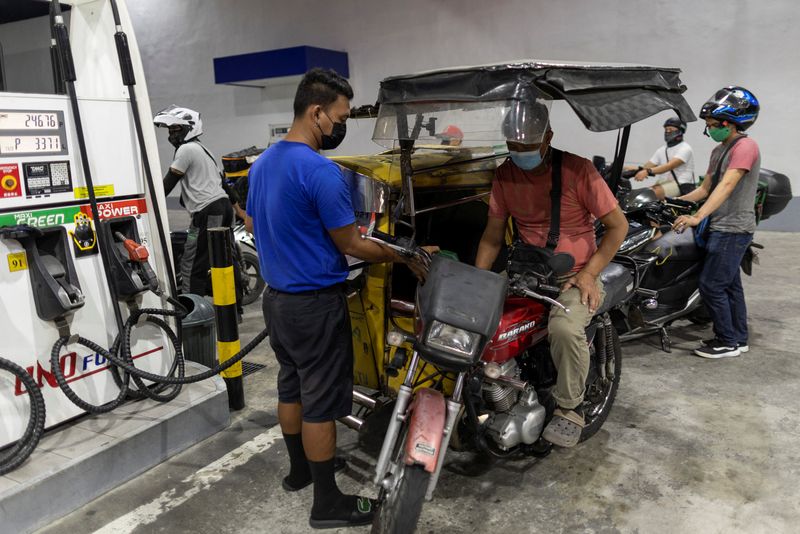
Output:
top-left (0, 135), bottom-right (62, 154)
top-left (0, 112), bottom-right (59, 130)
top-left (0, 109), bottom-right (68, 157)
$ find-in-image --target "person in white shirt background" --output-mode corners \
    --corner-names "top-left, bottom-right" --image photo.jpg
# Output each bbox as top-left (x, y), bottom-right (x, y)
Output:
top-left (630, 117), bottom-right (695, 199)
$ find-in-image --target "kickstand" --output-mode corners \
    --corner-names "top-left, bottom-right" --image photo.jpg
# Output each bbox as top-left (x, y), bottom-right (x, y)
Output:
top-left (660, 327), bottom-right (672, 353)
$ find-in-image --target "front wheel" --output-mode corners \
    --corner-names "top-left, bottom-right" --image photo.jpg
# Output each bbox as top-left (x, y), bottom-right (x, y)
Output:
top-left (581, 325), bottom-right (622, 441)
top-left (239, 249), bottom-right (266, 306)
top-left (371, 463), bottom-right (430, 534)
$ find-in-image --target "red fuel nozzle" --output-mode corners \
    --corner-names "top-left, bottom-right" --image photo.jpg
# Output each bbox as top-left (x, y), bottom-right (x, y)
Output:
top-left (114, 231), bottom-right (149, 262)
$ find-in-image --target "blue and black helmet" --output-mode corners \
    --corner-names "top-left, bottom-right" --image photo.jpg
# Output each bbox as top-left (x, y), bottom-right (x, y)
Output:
top-left (699, 86), bottom-right (759, 131)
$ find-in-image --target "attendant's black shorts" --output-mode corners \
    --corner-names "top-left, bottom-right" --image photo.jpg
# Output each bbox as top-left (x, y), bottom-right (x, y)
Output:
top-left (262, 284), bottom-right (353, 423)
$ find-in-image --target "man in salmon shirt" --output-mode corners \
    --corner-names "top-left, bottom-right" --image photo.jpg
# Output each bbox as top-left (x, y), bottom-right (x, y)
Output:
top-left (475, 100), bottom-right (628, 448)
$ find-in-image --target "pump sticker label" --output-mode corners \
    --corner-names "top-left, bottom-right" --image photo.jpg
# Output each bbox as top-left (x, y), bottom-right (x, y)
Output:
top-left (0, 197), bottom-right (148, 227)
top-left (0, 206), bottom-right (73, 227)
top-left (74, 184), bottom-right (115, 199)
top-left (80, 198), bottom-right (148, 219)
top-left (23, 161), bottom-right (72, 196)
top-left (1, 163), bottom-right (22, 199)
top-left (7, 252), bottom-right (27, 272)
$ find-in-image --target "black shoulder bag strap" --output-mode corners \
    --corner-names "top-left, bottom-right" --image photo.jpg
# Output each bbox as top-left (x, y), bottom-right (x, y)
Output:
top-left (193, 140), bottom-right (240, 206)
top-left (546, 148), bottom-right (563, 250)
top-left (665, 146), bottom-right (681, 189)
top-left (710, 136), bottom-right (746, 192)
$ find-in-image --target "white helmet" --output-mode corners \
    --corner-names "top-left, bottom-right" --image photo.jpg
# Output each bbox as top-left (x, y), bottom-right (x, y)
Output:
top-left (153, 105), bottom-right (203, 146)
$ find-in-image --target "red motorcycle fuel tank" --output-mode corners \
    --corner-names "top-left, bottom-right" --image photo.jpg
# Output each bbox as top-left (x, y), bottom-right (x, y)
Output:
top-left (482, 296), bottom-right (548, 364)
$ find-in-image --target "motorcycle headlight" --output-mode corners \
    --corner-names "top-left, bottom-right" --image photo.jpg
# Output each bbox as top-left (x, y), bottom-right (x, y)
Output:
top-left (425, 320), bottom-right (480, 358)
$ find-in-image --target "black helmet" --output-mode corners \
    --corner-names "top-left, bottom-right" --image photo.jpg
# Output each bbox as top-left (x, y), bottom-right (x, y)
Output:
top-left (663, 117), bottom-right (687, 133)
top-left (699, 86), bottom-right (759, 131)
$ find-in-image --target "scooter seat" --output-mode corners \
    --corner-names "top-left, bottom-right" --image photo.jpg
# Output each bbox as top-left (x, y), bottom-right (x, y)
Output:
top-left (596, 262), bottom-right (633, 315)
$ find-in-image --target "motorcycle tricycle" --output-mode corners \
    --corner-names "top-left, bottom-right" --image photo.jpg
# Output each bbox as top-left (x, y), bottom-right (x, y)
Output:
top-left (332, 60), bottom-right (696, 533)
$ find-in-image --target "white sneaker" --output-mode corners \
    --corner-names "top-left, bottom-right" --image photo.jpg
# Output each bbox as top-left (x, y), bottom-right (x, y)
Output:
top-left (738, 343), bottom-right (750, 353)
top-left (694, 343), bottom-right (741, 359)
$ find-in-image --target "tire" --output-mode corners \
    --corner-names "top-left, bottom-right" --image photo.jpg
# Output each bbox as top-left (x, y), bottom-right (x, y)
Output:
top-left (371, 463), bottom-right (430, 534)
top-left (581, 325), bottom-right (622, 441)
top-left (239, 250), bottom-right (266, 306)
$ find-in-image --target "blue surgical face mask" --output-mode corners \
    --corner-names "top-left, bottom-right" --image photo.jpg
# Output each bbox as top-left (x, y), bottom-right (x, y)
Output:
top-left (510, 150), bottom-right (543, 171)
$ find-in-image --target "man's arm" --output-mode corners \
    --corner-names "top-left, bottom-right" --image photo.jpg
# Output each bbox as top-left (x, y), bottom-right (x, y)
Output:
top-left (634, 158), bottom-right (685, 181)
top-left (328, 223), bottom-right (399, 263)
top-left (162, 168), bottom-right (183, 197)
top-left (673, 168), bottom-right (747, 231)
top-left (328, 223), bottom-right (436, 280)
top-left (679, 176), bottom-right (711, 203)
top-left (244, 214), bottom-right (254, 234)
top-left (693, 168), bottom-right (746, 219)
top-left (563, 206), bottom-right (628, 313)
top-left (475, 217), bottom-right (507, 270)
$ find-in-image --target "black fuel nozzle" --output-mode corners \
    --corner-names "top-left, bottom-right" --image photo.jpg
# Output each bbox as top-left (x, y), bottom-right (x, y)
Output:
top-left (0, 224), bottom-right (44, 242)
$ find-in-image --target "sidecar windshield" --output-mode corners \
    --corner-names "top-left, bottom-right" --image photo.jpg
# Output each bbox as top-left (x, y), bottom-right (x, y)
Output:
top-left (372, 98), bottom-right (552, 149)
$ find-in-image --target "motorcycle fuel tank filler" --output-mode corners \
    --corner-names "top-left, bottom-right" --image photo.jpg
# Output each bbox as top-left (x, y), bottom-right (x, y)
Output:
top-left (0, 0), bottom-right (176, 450)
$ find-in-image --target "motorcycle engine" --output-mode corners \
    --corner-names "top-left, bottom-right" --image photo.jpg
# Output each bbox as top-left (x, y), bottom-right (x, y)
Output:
top-left (483, 361), bottom-right (547, 450)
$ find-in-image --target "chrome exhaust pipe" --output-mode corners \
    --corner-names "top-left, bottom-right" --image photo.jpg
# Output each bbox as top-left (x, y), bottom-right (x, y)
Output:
top-left (352, 390), bottom-right (378, 410)
top-left (338, 415), bottom-right (364, 431)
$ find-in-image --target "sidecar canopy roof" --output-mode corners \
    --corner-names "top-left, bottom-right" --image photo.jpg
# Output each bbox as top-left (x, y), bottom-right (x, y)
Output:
top-left (376, 59), bottom-right (696, 133)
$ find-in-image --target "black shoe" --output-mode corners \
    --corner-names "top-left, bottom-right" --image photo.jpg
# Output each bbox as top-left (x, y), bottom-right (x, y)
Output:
top-left (700, 337), bottom-right (749, 354)
top-left (694, 341), bottom-right (741, 359)
top-left (282, 457), bottom-right (347, 492)
top-left (309, 495), bottom-right (376, 529)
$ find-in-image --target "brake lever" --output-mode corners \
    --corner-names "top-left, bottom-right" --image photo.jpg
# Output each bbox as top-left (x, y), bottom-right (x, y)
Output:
top-left (520, 287), bottom-right (570, 313)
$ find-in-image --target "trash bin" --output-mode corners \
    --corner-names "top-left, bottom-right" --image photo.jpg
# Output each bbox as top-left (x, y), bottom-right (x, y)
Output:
top-left (178, 293), bottom-right (217, 369)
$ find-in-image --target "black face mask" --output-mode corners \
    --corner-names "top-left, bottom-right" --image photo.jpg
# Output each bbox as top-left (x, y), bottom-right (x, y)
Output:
top-left (664, 130), bottom-right (683, 146)
top-left (318, 112), bottom-right (347, 150)
top-left (168, 127), bottom-right (188, 148)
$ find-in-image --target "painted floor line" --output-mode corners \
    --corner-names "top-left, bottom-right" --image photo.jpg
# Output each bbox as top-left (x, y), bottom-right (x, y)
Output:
top-left (92, 424), bottom-right (284, 534)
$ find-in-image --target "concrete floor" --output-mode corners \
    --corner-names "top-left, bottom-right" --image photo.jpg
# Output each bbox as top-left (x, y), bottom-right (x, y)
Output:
top-left (36, 230), bottom-right (800, 534)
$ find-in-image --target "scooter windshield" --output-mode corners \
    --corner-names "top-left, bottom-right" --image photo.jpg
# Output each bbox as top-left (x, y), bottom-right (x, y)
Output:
top-left (371, 98), bottom-right (552, 149)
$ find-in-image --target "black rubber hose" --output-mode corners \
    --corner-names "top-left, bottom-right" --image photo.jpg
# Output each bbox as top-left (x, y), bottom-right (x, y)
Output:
top-left (50, 315), bottom-right (186, 412)
top-left (121, 315), bottom-right (185, 402)
top-left (0, 357), bottom-right (47, 475)
top-left (97, 308), bottom-right (268, 385)
top-left (51, 337), bottom-right (129, 414)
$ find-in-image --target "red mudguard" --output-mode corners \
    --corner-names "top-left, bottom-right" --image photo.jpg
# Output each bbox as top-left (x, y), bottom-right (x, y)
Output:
top-left (403, 388), bottom-right (446, 473)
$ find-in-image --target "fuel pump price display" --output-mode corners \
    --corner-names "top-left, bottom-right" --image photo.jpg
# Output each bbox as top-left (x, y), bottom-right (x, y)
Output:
top-left (0, 112), bottom-right (59, 130)
top-left (0, 110), bottom-right (67, 157)
top-left (0, 135), bottom-right (62, 155)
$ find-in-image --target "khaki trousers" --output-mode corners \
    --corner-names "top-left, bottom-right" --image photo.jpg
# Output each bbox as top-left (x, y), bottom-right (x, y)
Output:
top-left (548, 278), bottom-right (605, 410)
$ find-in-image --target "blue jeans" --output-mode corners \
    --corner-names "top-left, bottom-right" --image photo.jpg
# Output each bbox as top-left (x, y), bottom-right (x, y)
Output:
top-left (698, 231), bottom-right (752, 346)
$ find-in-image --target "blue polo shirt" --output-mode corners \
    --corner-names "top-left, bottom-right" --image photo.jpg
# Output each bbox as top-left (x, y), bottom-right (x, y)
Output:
top-left (246, 141), bottom-right (355, 292)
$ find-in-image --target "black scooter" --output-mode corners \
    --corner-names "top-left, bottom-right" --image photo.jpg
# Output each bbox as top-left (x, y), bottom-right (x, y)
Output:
top-left (596, 163), bottom-right (792, 351)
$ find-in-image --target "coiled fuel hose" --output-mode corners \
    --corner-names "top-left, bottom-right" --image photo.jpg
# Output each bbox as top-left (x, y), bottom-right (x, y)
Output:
top-left (0, 357), bottom-right (47, 476)
top-left (49, 305), bottom-right (269, 411)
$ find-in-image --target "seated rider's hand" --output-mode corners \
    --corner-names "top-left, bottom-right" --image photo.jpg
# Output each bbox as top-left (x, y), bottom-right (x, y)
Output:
top-left (634, 169), bottom-right (649, 182)
top-left (561, 270), bottom-right (601, 314)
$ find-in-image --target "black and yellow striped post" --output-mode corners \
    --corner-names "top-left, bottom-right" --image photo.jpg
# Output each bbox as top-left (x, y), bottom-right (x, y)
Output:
top-left (208, 227), bottom-right (244, 411)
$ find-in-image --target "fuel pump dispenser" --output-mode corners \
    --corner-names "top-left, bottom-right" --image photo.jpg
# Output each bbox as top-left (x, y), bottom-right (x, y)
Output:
top-left (0, 0), bottom-right (268, 476)
top-left (0, 0), bottom-right (181, 466)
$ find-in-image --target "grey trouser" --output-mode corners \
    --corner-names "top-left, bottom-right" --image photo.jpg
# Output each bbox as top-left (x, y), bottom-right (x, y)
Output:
top-left (548, 278), bottom-right (605, 410)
